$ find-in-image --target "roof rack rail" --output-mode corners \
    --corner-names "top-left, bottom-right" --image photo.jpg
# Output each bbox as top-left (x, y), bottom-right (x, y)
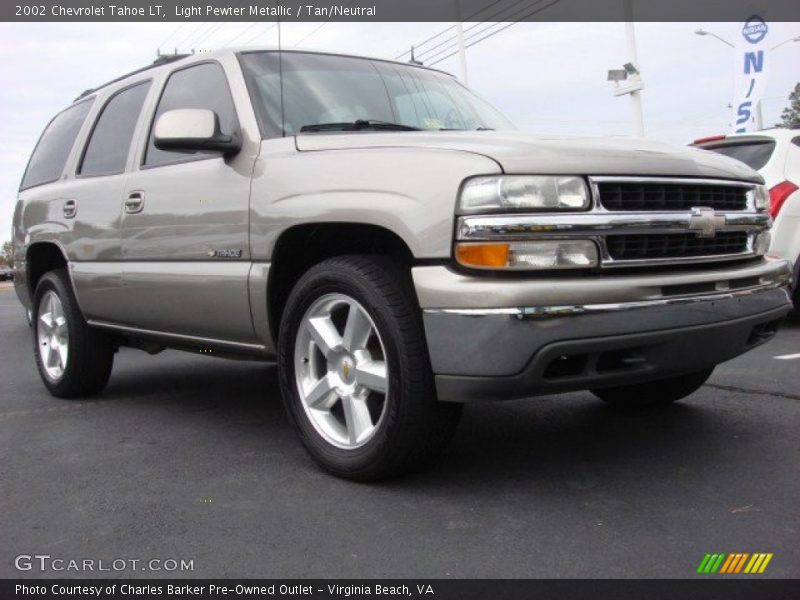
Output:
top-left (74, 53), bottom-right (191, 102)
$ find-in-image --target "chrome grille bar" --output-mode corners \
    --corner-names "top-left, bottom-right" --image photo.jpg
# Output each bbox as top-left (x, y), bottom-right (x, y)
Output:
top-left (457, 212), bottom-right (770, 240)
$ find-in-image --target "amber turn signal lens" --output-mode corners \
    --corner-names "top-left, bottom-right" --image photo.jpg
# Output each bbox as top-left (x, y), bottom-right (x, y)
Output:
top-left (456, 243), bottom-right (510, 268)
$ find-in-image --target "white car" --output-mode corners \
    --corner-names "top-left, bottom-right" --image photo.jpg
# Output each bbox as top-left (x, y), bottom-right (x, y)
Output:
top-left (692, 128), bottom-right (800, 309)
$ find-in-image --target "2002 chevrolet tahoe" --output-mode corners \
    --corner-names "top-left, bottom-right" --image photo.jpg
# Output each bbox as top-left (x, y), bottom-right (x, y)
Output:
top-left (11, 49), bottom-right (792, 479)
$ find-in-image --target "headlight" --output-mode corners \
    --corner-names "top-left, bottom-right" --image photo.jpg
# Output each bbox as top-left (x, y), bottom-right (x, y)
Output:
top-left (753, 185), bottom-right (769, 211)
top-left (456, 240), bottom-right (599, 270)
top-left (459, 176), bottom-right (590, 213)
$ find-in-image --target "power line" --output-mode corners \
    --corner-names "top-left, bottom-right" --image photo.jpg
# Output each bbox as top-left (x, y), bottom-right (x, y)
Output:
top-left (182, 22), bottom-right (219, 49)
top-left (192, 22), bottom-right (227, 48)
top-left (158, 22), bottom-right (189, 51)
top-left (190, 1), bottom-right (251, 49)
top-left (242, 23), bottom-right (278, 46)
top-left (293, 0), bottom-right (353, 47)
top-left (417, 0), bottom-right (546, 64)
top-left (428, 0), bottom-right (561, 67)
top-left (173, 22), bottom-right (209, 51)
top-left (393, 0), bottom-right (514, 60)
top-left (224, 22), bottom-right (260, 46)
top-left (293, 21), bottom-right (330, 47)
top-left (394, 25), bottom-right (456, 60)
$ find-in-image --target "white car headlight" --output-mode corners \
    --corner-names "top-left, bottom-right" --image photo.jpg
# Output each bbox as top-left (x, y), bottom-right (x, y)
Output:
top-left (459, 176), bottom-right (590, 213)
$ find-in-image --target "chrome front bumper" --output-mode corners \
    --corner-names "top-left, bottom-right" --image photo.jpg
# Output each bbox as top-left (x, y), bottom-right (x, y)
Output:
top-left (413, 257), bottom-right (792, 402)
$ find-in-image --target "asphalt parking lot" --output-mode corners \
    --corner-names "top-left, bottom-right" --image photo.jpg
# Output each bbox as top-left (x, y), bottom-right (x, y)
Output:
top-left (1, 285), bottom-right (798, 579)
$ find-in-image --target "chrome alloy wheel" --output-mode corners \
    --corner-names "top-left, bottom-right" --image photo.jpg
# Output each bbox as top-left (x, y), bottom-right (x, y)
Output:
top-left (294, 293), bottom-right (389, 449)
top-left (37, 290), bottom-right (69, 381)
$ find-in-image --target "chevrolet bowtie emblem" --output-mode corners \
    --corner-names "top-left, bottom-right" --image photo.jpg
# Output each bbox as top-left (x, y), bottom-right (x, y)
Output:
top-left (689, 207), bottom-right (726, 238)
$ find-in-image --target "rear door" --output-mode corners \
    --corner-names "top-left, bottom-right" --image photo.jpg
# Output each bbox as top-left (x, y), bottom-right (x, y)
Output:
top-left (119, 60), bottom-right (258, 344)
top-left (67, 80), bottom-right (153, 323)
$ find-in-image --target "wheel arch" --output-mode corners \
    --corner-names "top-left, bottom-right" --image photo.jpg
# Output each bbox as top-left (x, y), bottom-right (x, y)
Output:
top-left (267, 222), bottom-right (416, 346)
top-left (26, 241), bottom-right (71, 301)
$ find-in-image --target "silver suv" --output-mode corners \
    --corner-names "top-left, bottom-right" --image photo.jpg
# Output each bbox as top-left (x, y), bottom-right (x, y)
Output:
top-left (12, 49), bottom-right (792, 479)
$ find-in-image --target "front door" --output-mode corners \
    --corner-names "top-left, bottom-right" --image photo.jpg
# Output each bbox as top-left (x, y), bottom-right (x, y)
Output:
top-left (119, 61), bottom-right (257, 344)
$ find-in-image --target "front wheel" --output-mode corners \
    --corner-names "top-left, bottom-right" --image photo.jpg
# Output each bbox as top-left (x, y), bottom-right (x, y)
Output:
top-left (32, 269), bottom-right (114, 398)
top-left (591, 368), bottom-right (714, 408)
top-left (277, 255), bottom-right (462, 481)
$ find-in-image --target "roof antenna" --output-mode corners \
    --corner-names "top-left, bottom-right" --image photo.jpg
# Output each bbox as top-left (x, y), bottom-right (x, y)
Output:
top-left (409, 45), bottom-right (423, 66)
top-left (278, 0), bottom-right (286, 137)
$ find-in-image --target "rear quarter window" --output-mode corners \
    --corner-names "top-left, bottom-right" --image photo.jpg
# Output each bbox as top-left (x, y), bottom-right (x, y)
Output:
top-left (21, 99), bottom-right (94, 190)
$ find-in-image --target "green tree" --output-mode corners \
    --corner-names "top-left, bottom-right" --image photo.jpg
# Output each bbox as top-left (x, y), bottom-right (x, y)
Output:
top-left (779, 83), bottom-right (800, 128)
top-left (0, 240), bottom-right (12, 267)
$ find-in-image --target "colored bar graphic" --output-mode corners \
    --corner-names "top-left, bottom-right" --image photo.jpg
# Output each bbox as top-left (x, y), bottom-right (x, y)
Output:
top-left (744, 554), bottom-right (759, 573)
top-left (712, 554), bottom-right (727, 573)
top-left (719, 554), bottom-right (736, 573)
top-left (758, 553), bottom-right (773, 573)
top-left (697, 554), bottom-right (713, 573)
top-left (734, 553), bottom-right (749, 573)
top-left (698, 552), bottom-right (773, 574)
top-left (720, 553), bottom-right (737, 574)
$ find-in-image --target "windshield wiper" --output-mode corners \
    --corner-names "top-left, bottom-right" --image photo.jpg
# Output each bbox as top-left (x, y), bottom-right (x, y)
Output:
top-left (299, 119), bottom-right (421, 133)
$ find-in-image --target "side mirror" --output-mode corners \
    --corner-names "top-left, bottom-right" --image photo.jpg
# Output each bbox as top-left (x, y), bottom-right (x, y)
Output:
top-left (154, 108), bottom-right (241, 157)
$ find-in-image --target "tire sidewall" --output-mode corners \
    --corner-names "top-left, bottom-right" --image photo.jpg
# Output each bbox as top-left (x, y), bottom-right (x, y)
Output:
top-left (278, 264), bottom-right (412, 474)
top-left (32, 271), bottom-right (74, 395)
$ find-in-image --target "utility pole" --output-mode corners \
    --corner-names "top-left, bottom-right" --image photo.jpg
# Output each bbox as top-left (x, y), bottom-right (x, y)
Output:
top-left (623, 0), bottom-right (645, 136)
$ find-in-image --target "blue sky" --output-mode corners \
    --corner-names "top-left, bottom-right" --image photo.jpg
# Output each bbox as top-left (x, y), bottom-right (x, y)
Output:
top-left (1, 20), bottom-right (799, 243)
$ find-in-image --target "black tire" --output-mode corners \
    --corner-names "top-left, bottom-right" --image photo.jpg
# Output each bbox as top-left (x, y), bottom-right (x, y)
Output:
top-left (32, 269), bottom-right (114, 398)
top-left (277, 255), bottom-right (462, 481)
top-left (591, 368), bottom-right (714, 408)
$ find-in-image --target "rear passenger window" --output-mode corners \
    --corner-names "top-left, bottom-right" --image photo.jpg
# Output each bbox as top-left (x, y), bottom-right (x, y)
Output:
top-left (145, 62), bottom-right (238, 167)
top-left (21, 99), bottom-right (93, 190)
top-left (80, 81), bottom-right (151, 177)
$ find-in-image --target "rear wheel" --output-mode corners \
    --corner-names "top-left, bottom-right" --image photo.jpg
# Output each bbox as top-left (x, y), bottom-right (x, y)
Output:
top-left (277, 255), bottom-right (462, 481)
top-left (591, 368), bottom-right (714, 408)
top-left (32, 269), bottom-right (114, 398)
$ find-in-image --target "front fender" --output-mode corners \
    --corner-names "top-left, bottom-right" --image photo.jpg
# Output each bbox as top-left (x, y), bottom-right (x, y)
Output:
top-left (249, 142), bottom-right (502, 260)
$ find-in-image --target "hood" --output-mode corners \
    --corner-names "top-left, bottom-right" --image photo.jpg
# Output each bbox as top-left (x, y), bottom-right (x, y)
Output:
top-left (295, 131), bottom-right (762, 183)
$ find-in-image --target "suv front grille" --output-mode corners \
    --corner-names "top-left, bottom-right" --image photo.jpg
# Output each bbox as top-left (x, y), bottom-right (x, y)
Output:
top-left (606, 232), bottom-right (749, 261)
top-left (457, 177), bottom-right (766, 269)
top-left (597, 181), bottom-right (748, 211)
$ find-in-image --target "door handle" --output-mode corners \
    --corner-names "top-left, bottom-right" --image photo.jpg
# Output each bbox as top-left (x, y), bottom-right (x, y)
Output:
top-left (62, 199), bottom-right (77, 219)
top-left (125, 191), bottom-right (145, 214)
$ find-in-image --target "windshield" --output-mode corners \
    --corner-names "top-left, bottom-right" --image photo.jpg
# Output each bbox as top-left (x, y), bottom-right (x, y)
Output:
top-left (239, 51), bottom-right (516, 136)
top-left (704, 140), bottom-right (776, 171)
